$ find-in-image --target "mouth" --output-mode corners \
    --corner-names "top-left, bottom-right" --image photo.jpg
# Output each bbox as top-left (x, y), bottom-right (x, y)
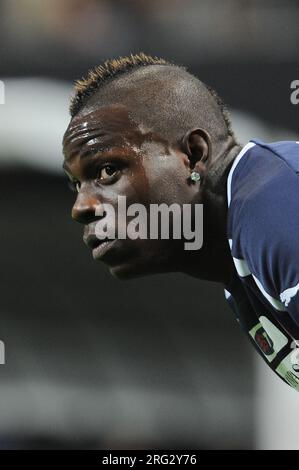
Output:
top-left (92, 239), bottom-right (118, 260)
top-left (84, 233), bottom-right (117, 260)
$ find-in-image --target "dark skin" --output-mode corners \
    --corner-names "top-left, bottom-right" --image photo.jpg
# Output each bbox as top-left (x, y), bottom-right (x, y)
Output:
top-left (63, 102), bottom-right (240, 285)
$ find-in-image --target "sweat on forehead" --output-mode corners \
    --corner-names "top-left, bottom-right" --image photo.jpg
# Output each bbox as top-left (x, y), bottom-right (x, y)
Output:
top-left (63, 103), bottom-right (170, 161)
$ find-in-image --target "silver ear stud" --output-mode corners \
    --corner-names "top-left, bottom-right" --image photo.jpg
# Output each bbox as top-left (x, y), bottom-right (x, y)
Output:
top-left (190, 171), bottom-right (201, 182)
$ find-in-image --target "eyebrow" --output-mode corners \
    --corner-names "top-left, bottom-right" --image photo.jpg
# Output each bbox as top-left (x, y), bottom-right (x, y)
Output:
top-left (62, 163), bottom-right (70, 173)
top-left (80, 144), bottom-right (114, 158)
top-left (63, 145), bottom-right (112, 168)
top-left (62, 165), bottom-right (74, 180)
top-left (62, 142), bottom-right (127, 175)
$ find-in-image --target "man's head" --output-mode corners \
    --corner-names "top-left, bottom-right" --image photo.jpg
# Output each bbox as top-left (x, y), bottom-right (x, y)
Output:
top-left (63, 53), bottom-right (236, 279)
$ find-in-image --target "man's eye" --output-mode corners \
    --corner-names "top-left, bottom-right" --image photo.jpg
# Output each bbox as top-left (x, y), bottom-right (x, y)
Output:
top-left (98, 165), bottom-right (118, 182)
top-left (68, 180), bottom-right (81, 193)
top-left (75, 181), bottom-right (81, 192)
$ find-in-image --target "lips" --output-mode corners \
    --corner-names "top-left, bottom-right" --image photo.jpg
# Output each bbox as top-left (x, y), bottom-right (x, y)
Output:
top-left (84, 233), bottom-right (117, 260)
top-left (92, 239), bottom-right (117, 260)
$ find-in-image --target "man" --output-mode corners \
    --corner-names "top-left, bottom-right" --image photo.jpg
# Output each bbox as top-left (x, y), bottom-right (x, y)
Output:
top-left (63, 53), bottom-right (299, 391)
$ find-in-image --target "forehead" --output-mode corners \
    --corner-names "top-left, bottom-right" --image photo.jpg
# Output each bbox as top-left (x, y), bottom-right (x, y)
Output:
top-left (63, 104), bottom-right (149, 157)
top-left (73, 103), bottom-right (136, 131)
top-left (62, 104), bottom-right (172, 177)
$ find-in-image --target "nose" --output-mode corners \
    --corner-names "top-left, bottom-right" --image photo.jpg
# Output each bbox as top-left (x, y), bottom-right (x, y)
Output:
top-left (72, 189), bottom-right (100, 224)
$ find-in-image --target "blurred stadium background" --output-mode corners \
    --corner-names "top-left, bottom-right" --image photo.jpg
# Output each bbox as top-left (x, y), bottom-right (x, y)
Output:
top-left (0, 0), bottom-right (298, 449)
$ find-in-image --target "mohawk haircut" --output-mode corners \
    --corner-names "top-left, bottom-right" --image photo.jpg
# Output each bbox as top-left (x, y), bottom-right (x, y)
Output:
top-left (69, 52), bottom-right (234, 138)
top-left (70, 53), bottom-right (170, 117)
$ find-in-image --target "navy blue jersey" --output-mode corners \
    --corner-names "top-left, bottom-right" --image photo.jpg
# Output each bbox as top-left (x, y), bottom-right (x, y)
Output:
top-left (225, 139), bottom-right (299, 390)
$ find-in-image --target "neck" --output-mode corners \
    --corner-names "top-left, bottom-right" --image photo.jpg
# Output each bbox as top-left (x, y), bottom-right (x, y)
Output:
top-left (181, 138), bottom-right (242, 285)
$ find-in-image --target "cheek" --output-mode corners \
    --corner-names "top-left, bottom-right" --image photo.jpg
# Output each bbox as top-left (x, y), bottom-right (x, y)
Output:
top-left (145, 156), bottom-right (190, 205)
top-left (95, 153), bottom-right (190, 209)
top-left (96, 174), bottom-right (143, 205)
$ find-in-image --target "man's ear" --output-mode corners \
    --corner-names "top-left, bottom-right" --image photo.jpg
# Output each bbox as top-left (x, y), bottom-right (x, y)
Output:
top-left (181, 128), bottom-right (212, 171)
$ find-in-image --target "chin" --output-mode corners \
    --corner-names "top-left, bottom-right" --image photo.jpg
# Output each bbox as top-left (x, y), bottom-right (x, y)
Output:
top-left (108, 261), bottom-right (162, 280)
top-left (103, 242), bottom-right (176, 280)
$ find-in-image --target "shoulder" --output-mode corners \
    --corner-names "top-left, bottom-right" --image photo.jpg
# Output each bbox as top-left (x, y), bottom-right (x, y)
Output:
top-left (228, 139), bottom-right (299, 301)
top-left (228, 140), bottom-right (299, 210)
top-left (228, 140), bottom-right (299, 249)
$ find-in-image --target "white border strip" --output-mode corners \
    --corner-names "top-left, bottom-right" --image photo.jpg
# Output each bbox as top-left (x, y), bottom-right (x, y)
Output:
top-left (252, 274), bottom-right (287, 311)
top-left (227, 142), bottom-right (256, 207)
top-left (233, 257), bottom-right (251, 277)
top-left (280, 283), bottom-right (299, 307)
top-left (224, 289), bottom-right (231, 299)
